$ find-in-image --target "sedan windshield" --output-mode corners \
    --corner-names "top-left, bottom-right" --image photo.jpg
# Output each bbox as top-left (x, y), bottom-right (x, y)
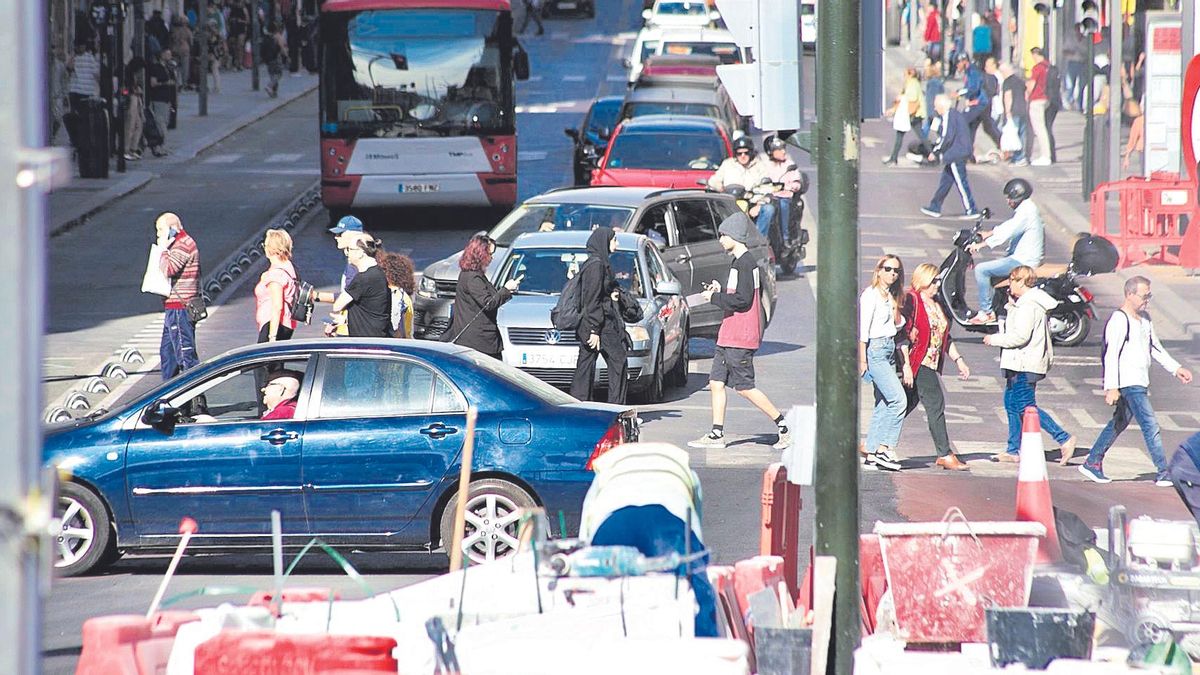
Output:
top-left (605, 131), bottom-right (726, 171)
top-left (625, 102), bottom-right (721, 121)
top-left (656, 1), bottom-right (709, 16)
top-left (662, 41), bottom-right (741, 64)
top-left (500, 249), bottom-right (642, 297)
top-left (489, 204), bottom-right (636, 246)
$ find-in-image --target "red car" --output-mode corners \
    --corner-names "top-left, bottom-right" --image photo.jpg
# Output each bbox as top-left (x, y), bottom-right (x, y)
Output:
top-left (590, 115), bottom-right (731, 189)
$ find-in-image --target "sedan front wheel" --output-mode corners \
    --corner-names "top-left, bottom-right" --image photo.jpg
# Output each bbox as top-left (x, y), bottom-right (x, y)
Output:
top-left (439, 478), bottom-right (538, 566)
top-left (54, 482), bottom-right (116, 577)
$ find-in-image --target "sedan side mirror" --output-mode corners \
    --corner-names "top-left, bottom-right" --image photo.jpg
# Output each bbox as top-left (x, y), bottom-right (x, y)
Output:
top-left (598, 126), bottom-right (612, 140)
top-left (564, 127), bottom-right (580, 141)
top-left (655, 279), bottom-right (682, 296)
top-left (621, 57), bottom-right (632, 70)
top-left (142, 399), bottom-right (179, 427)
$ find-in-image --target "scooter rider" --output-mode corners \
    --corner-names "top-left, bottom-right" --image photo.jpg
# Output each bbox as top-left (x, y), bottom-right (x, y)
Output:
top-left (966, 178), bottom-right (1045, 324)
top-left (757, 135), bottom-right (805, 239)
top-left (708, 136), bottom-right (769, 226)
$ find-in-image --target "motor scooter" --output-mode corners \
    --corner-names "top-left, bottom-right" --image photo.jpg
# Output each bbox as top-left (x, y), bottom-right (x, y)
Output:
top-left (937, 209), bottom-right (1097, 347)
top-left (720, 174), bottom-right (810, 275)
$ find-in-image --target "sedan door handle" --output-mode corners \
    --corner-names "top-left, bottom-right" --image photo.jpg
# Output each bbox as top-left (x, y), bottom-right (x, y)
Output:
top-left (420, 423), bottom-right (459, 439)
top-left (675, 254), bottom-right (691, 263)
top-left (260, 429), bottom-right (299, 445)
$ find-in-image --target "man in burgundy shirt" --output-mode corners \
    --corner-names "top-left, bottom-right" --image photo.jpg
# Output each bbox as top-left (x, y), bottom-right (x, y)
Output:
top-left (261, 371), bottom-right (302, 420)
top-left (1025, 47), bottom-right (1053, 166)
top-left (156, 212), bottom-right (201, 379)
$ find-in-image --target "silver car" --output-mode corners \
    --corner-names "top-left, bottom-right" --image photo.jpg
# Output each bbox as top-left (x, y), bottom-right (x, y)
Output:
top-left (495, 231), bottom-right (690, 403)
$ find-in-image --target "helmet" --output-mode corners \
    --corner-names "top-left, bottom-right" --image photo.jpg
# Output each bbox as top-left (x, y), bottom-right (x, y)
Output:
top-left (732, 136), bottom-right (756, 157)
top-left (1003, 178), bottom-right (1033, 204)
top-left (763, 135), bottom-right (788, 154)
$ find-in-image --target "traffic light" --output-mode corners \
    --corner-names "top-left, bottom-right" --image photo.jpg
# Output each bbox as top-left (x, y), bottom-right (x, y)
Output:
top-left (1077, 0), bottom-right (1100, 35)
top-left (712, 0), bottom-right (802, 132)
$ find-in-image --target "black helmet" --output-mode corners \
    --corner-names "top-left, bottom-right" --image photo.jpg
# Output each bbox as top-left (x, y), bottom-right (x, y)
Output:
top-left (763, 134), bottom-right (788, 154)
top-left (1003, 178), bottom-right (1033, 203)
top-left (732, 136), bottom-right (756, 157)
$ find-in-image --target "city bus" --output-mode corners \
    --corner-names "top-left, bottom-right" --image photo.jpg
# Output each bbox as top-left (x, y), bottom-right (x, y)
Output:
top-left (318, 0), bottom-right (529, 219)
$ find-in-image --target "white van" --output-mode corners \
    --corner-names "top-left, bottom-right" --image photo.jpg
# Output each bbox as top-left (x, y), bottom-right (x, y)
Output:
top-left (624, 26), bottom-right (745, 86)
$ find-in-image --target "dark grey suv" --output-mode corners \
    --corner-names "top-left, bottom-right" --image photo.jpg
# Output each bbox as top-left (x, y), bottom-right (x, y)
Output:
top-left (413, 186), bottom-right (778, 339)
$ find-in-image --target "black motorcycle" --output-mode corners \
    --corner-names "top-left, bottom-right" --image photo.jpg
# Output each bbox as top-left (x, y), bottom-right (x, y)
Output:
top-left (720, 172), bottom-right (810, 275)
top-left (937, 209), bottom-right (1100, 347)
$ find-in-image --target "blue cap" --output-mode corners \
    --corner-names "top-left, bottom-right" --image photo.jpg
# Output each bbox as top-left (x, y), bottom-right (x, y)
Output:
top-left (329, 215), bottom-right (364, 235)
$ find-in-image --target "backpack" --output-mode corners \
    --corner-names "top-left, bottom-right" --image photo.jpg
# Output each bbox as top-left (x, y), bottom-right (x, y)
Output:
top-left (1044, 63), bottom-right (1063, 110)
top-left (551, 268), bottom-right (585, 332)
top-left (282, 267), bottom-right (316, 325)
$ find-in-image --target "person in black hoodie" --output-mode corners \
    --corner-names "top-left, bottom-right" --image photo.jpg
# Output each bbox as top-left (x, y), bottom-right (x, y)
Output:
top-left (570, 227), bottom-right (628, 404)
top-left (445, 233), bottom-right (521, 359)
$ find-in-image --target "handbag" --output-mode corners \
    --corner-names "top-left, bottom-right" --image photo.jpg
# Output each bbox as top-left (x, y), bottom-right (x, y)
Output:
top-left (892, 99), bottom-right (912, 133)
top-left (185, 295), bottom-right (207, 324)
top-left (141, 243), bottom-right (171, 296)
top-left (1000, 119), bottom-right (1022, 153)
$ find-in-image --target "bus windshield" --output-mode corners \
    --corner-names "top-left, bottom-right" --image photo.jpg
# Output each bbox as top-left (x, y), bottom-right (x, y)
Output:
top-left (320, 9), bottom-right (514, 138)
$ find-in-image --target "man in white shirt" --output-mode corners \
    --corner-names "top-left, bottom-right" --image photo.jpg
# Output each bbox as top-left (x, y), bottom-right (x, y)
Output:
top-left (1080, 277), bottom-right (1193, 485)
top-left (967, 178), bottom-right (1043, 324)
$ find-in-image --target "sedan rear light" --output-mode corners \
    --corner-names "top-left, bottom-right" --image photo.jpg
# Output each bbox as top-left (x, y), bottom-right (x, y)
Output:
top-left (585, 421), bottom-right (626, 471)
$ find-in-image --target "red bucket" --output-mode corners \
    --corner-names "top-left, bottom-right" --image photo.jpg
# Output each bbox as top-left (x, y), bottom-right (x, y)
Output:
top-left (874, 509), bottom-right (1046, 644)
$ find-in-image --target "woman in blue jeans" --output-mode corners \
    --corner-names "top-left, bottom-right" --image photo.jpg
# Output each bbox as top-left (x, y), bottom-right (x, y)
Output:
top-left (859, 255), bottom-right (907, 471)
top-left (983, 266), bottom-right (1076, 462)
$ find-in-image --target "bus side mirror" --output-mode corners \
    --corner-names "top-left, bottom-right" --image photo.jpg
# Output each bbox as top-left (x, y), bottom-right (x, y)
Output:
top-left (514, 50), bottom-right (530, 81)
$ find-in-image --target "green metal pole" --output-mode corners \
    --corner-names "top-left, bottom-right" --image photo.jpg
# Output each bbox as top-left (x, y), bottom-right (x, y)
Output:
top-left (815, 0), bottom-right (860, 672)
top-left (1083, 36), bottom-right (1094, 199)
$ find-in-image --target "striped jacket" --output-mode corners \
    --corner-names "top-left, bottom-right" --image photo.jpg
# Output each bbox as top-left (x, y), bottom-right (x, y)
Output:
top-left (160, 231), bottom-right (200, 309)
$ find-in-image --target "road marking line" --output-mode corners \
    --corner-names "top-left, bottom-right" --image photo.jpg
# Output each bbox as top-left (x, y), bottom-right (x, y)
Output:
top-left (563, 75), bottom-right (586, 82)
top-left (518, 151), bottom-right (548, 161)
top-left (203, 154), bottom-right (242, 164)
top-left (607, 74), bottom-right (628, 82)
top-left (265, 153), bottom-right (303, 164)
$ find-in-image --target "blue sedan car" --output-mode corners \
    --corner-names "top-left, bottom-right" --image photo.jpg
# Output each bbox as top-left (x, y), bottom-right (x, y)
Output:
top-left (45, 339), bottom-right (638, 576)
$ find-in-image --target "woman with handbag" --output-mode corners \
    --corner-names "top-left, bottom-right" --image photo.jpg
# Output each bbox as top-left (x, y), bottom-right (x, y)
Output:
top-left (379, 251), bottom-right (417, 339)
top-left (444, 233), bottom-right (521, 359)
top-left (859, 255), bottom-right (907, 471)
top-left (899, 263), bottom-right (972, 471)
top-left (883, 67), bottom-right (925, 166)
top-left (254, 228), bottom-right (298, 343)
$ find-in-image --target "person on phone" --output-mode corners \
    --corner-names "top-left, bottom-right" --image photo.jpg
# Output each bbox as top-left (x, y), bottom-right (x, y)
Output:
top-left (445, 233), bottom-right (520, 360)
top-left (155, 212), bottom-right (201, 380)
top-left (689, 214), bottom-right (790, 450)
top-left (570, 227), bottom-right (628, 404)
top-left (899, 263), bottom-right (972, 470)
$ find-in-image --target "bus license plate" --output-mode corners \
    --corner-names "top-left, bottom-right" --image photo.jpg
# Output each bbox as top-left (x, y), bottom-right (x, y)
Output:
top-left (398, 183), bottom-right (440, 193)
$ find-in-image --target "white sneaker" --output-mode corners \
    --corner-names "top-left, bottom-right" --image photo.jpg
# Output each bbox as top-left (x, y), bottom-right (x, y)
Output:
top-left (871, 448), bottom-right (902, 471)
top-left (688, 432), bottom-right (727, 449)
top-left (773, 427), bottom-right (792, 450)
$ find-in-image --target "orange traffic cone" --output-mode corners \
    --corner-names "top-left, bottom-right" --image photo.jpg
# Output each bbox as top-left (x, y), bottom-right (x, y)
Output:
top-left (1015, 406), bottom-right (1062, 563)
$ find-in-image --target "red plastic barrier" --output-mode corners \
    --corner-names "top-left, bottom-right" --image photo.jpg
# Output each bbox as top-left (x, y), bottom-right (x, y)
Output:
top-left (247, 587), bottom-right (340, 608)
top-left (859, 534), bottom-right (886, 635)
top-left (732, 555), bottom-right (786, 636)
top-left (193, 631), bottom-right (398, 674)
top-left (759, 463), bottom-right (802, 596)
top-left (1090, 173), bottom-right (1198, 268)
top-left (75, 611), bottom-right (200, 675)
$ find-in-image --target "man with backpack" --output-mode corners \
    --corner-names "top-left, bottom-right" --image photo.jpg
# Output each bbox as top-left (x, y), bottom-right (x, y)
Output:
top-left (1026, 47), bottom-right (1055, 166)
top-left (688, 213), bottom-right (791, 450)
top-left (1079, 277), bottom-right (1193, 485)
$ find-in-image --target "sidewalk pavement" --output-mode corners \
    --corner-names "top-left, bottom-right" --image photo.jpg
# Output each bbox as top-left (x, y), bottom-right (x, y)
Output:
top-left (884, 46), bottom-right (1200, 351)
top-left (48, 68), bottom-right (316, 236)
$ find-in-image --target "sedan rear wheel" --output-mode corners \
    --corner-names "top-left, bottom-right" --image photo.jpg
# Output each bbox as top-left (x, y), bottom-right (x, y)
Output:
top-left (439, 478), bottom-right (538, 566)
top-left (668, 328), bottom-right (690, 388)
top-left (54, 482), bottom-right (115, 577)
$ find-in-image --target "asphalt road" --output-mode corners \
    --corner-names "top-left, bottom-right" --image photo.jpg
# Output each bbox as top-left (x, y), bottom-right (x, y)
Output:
top-left (41, 2), bottom-right (847, 672)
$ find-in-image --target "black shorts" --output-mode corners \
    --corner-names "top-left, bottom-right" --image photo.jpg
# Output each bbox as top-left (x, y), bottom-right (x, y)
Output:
top-left (710, 346), bottom-right (756, 391)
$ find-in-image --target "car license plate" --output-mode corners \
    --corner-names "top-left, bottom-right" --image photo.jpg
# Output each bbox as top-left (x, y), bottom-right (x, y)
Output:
top-left (398, 183), bottom-right (440, 193)
top-left (559, 1), bottom-right (577, 8)
top-left (520, 350), bottom-right (578, 369)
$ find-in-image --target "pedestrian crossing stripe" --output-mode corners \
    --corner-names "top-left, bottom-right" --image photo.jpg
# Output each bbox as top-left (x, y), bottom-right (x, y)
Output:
top-left (265, 153), bottom-right (303, 163)
top-left (203, 154), bottom-right (241, 164)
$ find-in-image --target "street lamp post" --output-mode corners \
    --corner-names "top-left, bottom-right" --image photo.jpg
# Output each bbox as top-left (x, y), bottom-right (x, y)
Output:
top-left (251, 0), bottom-right (261, 91)
top-left (1079, 0), bottom-right (1100, 198)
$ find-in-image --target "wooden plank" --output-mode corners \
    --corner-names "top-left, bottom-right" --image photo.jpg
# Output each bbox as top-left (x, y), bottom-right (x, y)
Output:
top-left (809, 556), bottom-right (837, 675)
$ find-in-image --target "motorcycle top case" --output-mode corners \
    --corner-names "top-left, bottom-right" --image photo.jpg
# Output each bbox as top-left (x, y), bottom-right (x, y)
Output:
top-left (1072, 235), bottom-right (1119, 276)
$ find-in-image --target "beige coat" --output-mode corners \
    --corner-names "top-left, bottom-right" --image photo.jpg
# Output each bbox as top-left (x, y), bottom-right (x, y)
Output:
top-left (989, 287), bottom-right (1058, 375)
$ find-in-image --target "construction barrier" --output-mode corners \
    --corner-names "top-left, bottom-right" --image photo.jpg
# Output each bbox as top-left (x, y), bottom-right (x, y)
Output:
top-left (795, 536), bottom-right (888, 636)
top-left (193, 632), bottom-right (398, 674)
top-left (1089, 172), bottom-right (1200, 268)
top-left (246, 587), bottom-right (339, 609)
top-left (732, 556), bottom-right (786, 637)
top-left (708, 565), bottom-right (755, 671)
top-left (75, 611), bottom-right (199, 675)
top-left (759, 463), bottom-right (801, 596)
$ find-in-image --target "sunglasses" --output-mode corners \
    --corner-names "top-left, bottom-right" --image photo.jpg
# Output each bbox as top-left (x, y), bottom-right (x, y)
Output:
top-left (1137, 292), bottom-right (1153, 301)
top-left (881, 265), bottom-right (900, 273)
top-left (735, 150), bottom-right (752, 155)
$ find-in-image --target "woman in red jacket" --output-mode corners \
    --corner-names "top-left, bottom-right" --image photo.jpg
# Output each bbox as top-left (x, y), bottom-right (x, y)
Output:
top-left (900, 263), bottom-right (972, 470)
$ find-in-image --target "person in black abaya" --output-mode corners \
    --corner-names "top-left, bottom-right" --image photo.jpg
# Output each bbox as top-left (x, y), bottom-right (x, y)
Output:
top-left (569, 227), bottom-right (628, 404)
